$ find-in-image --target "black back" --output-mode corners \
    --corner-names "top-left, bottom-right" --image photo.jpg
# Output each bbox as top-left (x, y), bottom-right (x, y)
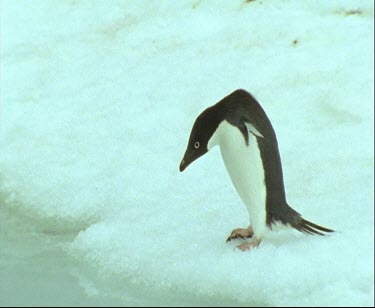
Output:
top-left (213, 89), bottom-right (301, 226)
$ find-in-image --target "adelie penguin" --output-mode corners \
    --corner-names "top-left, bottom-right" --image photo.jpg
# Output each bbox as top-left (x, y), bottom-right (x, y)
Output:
top-left (179, 89), bottom-right (333, 251)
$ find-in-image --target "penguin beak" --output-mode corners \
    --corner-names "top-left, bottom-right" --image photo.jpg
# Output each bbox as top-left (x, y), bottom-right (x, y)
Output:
top-left (179, 159), bottom-right (187, 172)
top-left (179, 151), bottom-right (194, 172)
top-left (180, 148), bottom-right (207, 172)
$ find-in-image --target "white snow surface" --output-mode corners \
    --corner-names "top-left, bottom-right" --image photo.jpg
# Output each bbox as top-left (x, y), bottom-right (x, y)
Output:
top-left (1, 0), bottom-right (374, 306)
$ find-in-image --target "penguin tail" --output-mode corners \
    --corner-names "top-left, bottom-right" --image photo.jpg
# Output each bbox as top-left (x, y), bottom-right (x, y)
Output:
top-left (293, 218), bottom-right (334, 236)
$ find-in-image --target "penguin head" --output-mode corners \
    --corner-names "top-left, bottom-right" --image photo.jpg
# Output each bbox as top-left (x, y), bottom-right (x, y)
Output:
top-left (179, 106), bottom-right (221, 172)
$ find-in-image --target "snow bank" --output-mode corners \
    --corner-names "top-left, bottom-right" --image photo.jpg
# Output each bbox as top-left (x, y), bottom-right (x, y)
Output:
top-left (1, 0), bottom-right (373, 305)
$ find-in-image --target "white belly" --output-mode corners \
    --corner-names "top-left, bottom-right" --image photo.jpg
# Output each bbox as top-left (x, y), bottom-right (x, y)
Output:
top-left (213, 121), bottom-right (268, 238)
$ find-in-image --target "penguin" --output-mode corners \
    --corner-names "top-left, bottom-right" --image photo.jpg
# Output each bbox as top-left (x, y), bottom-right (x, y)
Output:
top-left (179, 89), bottom-right (333, 251)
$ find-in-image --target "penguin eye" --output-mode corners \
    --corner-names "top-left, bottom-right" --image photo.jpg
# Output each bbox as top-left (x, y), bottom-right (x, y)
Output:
top-left (194, 141), bottom-right (200, 149)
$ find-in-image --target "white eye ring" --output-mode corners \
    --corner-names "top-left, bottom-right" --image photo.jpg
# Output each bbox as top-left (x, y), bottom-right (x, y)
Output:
top-left (194, 141), bottom-right (200, 149)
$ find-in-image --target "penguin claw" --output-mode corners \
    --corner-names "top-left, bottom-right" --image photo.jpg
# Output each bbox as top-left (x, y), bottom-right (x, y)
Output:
top-left (226, 226), bottom-right (254, 243)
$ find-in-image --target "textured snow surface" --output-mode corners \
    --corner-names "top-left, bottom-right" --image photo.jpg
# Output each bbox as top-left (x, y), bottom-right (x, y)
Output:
top-left (1, 0), bottom-right (374, 306)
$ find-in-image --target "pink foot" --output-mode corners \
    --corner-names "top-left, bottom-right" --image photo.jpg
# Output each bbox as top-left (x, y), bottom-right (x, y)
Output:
top-left (237, 238), bottom-right (261, 251)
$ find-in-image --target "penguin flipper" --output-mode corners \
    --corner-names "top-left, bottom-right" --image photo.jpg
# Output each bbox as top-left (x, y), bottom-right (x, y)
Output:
top-left (244, 122), bottom-right (264, 138)
top-left (293, 218), bottom-right (334, 236)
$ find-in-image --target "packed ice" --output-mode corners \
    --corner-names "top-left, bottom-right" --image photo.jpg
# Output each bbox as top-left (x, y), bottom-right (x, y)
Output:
top-left (1, 0), bottom-right (373, 306)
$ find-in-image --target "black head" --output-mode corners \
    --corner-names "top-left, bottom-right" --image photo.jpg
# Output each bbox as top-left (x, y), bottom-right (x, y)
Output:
top-left (179, 105), bottom-right (222, 172)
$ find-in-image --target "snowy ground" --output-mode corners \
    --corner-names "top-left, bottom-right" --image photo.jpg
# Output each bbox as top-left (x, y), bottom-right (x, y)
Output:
top-left (1, 0), bottom-right (374, 306)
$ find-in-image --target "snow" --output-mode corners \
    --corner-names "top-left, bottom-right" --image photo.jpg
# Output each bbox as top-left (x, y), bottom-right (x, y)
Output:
top-left (0, 0), bottom-right (373, 306)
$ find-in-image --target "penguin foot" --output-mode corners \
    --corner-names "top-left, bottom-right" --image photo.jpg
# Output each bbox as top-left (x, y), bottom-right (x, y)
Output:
top-left (236, 238), bottom-right (261, 251)
top-left (226, 226), bottom-right (254, 243)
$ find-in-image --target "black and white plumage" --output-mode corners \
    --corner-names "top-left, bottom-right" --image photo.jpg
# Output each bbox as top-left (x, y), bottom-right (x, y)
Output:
top-left (179, 89), bottom-right (333, 250)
